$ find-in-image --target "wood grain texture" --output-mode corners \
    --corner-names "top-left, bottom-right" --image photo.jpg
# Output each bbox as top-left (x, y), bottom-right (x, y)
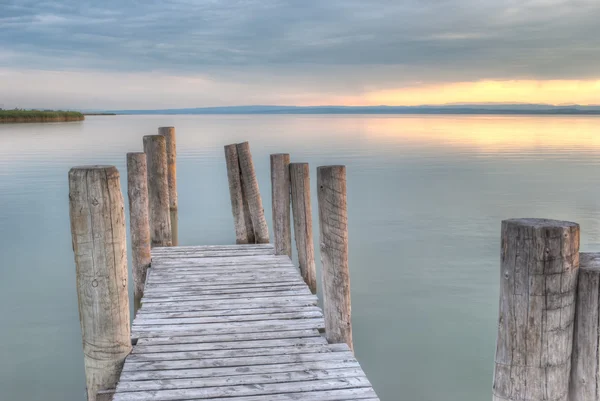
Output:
top-left (127, 153), bottom-right (152, 313)
top-left (570, 252), bottom-right (600, 401)
top-left (158, 127), bottom-right (178, 246)
top-left (224, 144), bottom-right (255, 244)
top-left (143, 135), bottom-right (172, 247)
top-left (111, 246), bottom-right (379, 400)
top-left (317, 166), bottom-right (352, 351)
top-left (271, 153), bottom-right (292, 257)
top-left (236, 141), bottom-right (269, 243)
top-left (290, 162), bottom-right (317, 294)
top-left (68, 166), bottom-right (131, 401)
top-left (493, 218), bottom-right (579, 401)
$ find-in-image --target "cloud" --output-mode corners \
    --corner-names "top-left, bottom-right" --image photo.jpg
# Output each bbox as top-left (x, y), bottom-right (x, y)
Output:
top-left (1, 0), bottom-right (599, 107)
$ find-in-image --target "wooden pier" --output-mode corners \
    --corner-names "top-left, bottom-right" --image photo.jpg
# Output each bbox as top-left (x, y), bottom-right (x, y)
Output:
top-left (68, 130), bottom-right (379, 401)
top-left (113, 244), bottom-right (378, 401)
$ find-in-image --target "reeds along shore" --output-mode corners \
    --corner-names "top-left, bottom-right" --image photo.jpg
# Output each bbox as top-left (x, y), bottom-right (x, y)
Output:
top-left (0, 110), bottom-right (85, 123)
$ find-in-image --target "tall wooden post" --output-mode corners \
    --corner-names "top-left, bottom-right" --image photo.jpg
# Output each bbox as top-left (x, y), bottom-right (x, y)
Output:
top-left (236, 141), bottom-right (269, 243)
top-left (127, 153), bottom-right (151, 313)
top-left (570, 252), bottom-right (600, 401)
top-left (317, 165), bottom-right (352, 351)
top-left (68, 166), bottom-right (131, 401)
top-left (290, 162), bottom-right (317, 293)
top-left (271, 153), bottom-right (292, 257)
top-left (224, 144), bottom-right (255, 244)
top-left (143, 135), bottom-right (172, 247)
top-left (493, 218), bottom-right (579, 401)
top-left (158, 127), bottom-right (178, 246)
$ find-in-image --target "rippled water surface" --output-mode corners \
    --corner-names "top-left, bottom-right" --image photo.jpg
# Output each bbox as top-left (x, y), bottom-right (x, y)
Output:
top-left (2, 115), bottom-right (600, 401)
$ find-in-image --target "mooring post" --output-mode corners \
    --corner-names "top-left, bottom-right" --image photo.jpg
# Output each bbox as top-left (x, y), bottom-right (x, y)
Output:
top-left (493, 218), bottom-right (579, 401)
top-left (290, 162), bottom-right (317, 294)
top-left (270, 153), bottom-right (292, 257)
top-left (236, 141), bottom-right (269, 243)
top-left (158, 126), bottom-right (178, 246)
top-left (126, 153), bottom-right (152, 313)
top-left (68, 166), bottom-right (131, 401)
top-left (317, 165), bottom-right (352, 351)
top-left (224, 144), bottom-right (255, 244)
top-left (570, 252), bottom-right (600, 401)
top-left (143, 135), bottom-right (172, 247)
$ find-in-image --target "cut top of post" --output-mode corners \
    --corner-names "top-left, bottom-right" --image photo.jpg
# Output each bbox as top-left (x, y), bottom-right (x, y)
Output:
top-left (502, 218), bottom-right (579, 229)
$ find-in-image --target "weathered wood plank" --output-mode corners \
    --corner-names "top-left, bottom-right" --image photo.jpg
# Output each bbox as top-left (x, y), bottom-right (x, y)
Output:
top-left (114, 388), bottom-right (377, 401)
top-left (122, 344), bottom-right (351, 371)
top-left (133, 311), bottom-right (323, 326)
top-left (136, 306), bottom-right (323, 319)
top-left (112, 376), bottom-right (372, 401)
top-left (118, 359), bottom-right (360, 381)
top-left (132, 337), bottom-right (327, 353)
top-left (117, 367), bottom-right (366, 392)
top-left (135, 329), bottom-right (321, 346)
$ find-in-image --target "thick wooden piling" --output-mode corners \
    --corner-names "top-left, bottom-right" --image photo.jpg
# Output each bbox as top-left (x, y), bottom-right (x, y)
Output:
top-left (126, 153), bottom-right (151, 312)
top-left (143, 135), bottom-right (172, 247)
top-left (224, 144), bottom-right (255, 244)
top-left (570, 252), bottom-right (600, 401)
top-left (493, 218), bottom-right (579, 401)
top-left (270, 153), bottom-right (292, 257)
top-left (68, 166), bottom-right (131, 401)
top-left (236, 141), bottom-right (269, 243)
top-left (317, 165), bottom-right (352, 351)
top-left (158, 127), bottom-right (178, 246)
top-left (290, 162), bottom-right (317, 294)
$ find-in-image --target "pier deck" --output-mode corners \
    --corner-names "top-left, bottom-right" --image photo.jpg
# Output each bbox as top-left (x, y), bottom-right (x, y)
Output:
top-left (112, 244), bottom-right (379, 401)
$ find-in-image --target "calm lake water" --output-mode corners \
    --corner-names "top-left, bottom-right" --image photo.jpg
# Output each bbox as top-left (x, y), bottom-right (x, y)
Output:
top-left (2, 114), bottom-right (600, 401)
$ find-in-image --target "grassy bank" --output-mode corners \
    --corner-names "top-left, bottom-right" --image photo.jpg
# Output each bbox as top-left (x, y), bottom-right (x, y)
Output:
top-left (0, 109), bottom-right (85, 123)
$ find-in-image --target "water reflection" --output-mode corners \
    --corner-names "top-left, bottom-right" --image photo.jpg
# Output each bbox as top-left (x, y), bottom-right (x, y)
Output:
top-left (1, 115), bottom-right (600, 401)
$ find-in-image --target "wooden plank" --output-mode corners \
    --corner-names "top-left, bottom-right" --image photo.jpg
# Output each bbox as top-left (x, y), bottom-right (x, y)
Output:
top-left (135, 297), bottom-right (319, 313)
top-left (118, 359), bottom-right (360, 381)
top-left (142, 286), bottom-right (311, 298)
top-left (132, 321), bottom-right (325, 339)
top-left (122, 344), bottom-right (351, 371)
top-left (135, 329), bottom-right (321, 346)
top-left (143, 281), bottom-right (308, 291)
top-left (135, 306), bottom-right (323, 319)
top-left (140, 290), bottom-right (313, 303)
top-left (151, 244), bottom-right (274, 253)
top-left (112, 376), bottom-right (372, 401)
top-left (114, 388), bottom-right (378, 401)
top-left (117, 367), bottom-right (366, 392)
top-left (133, 311), bottom-right (323, 326)
top-left (132, 337), bottom-right (328, 354)
top-left (132, 318), bottom-right (325, 333)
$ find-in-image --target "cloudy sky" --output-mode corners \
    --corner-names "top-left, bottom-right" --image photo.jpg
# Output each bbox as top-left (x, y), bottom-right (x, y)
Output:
top-left (1, 0), bottom-right (600, 109)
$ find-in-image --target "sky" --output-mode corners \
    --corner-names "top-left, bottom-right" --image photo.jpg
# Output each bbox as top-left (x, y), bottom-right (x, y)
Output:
top-left (1, 0), bottom-right (600, 109)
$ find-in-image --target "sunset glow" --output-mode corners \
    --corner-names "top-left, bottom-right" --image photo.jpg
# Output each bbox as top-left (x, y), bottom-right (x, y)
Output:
top-left (362, 80), bottom-right (600, 106)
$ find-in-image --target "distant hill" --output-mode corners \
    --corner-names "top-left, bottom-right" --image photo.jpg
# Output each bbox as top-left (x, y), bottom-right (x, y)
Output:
top-left (106, 104), bottom-right (600, 115)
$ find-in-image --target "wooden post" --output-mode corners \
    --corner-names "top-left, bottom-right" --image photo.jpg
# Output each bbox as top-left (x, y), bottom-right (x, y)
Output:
top-left (317, 165), bottom-right (352, 351)
top-left (68, 166), bottom-right (131, 401)
top-left (143, 135), bottom-right (172, 247)
top-left (126, 153), bottom-right (151, 313)
top-left (270, 153), bottom-right (292, 257)
top-left (290, 162), bottom-right (317, 294)
top-left (493, 218), bottom-right (579, 401)
top-left (236, 141), bottom-right (269, 243)
top-left (224, 144), bottom-right (255, 244)
top-left (158, 126), bottom-right (178, 246)
top-left (570, 252), bottom-right (600, 401)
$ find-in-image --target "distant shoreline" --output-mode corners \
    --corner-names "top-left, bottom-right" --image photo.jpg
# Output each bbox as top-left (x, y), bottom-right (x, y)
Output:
top-left (83, 113), bottom-right (116, 116)
top-left (0, 110), bottom-right (85, 123)
top-left (105, 104), bottom-right (600, 116)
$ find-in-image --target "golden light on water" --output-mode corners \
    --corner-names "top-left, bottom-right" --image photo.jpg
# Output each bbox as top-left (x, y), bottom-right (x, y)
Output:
top-left (361, 115), bottom-right (600, 152)
top-left (363, 80), bottom-right (600, 106)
